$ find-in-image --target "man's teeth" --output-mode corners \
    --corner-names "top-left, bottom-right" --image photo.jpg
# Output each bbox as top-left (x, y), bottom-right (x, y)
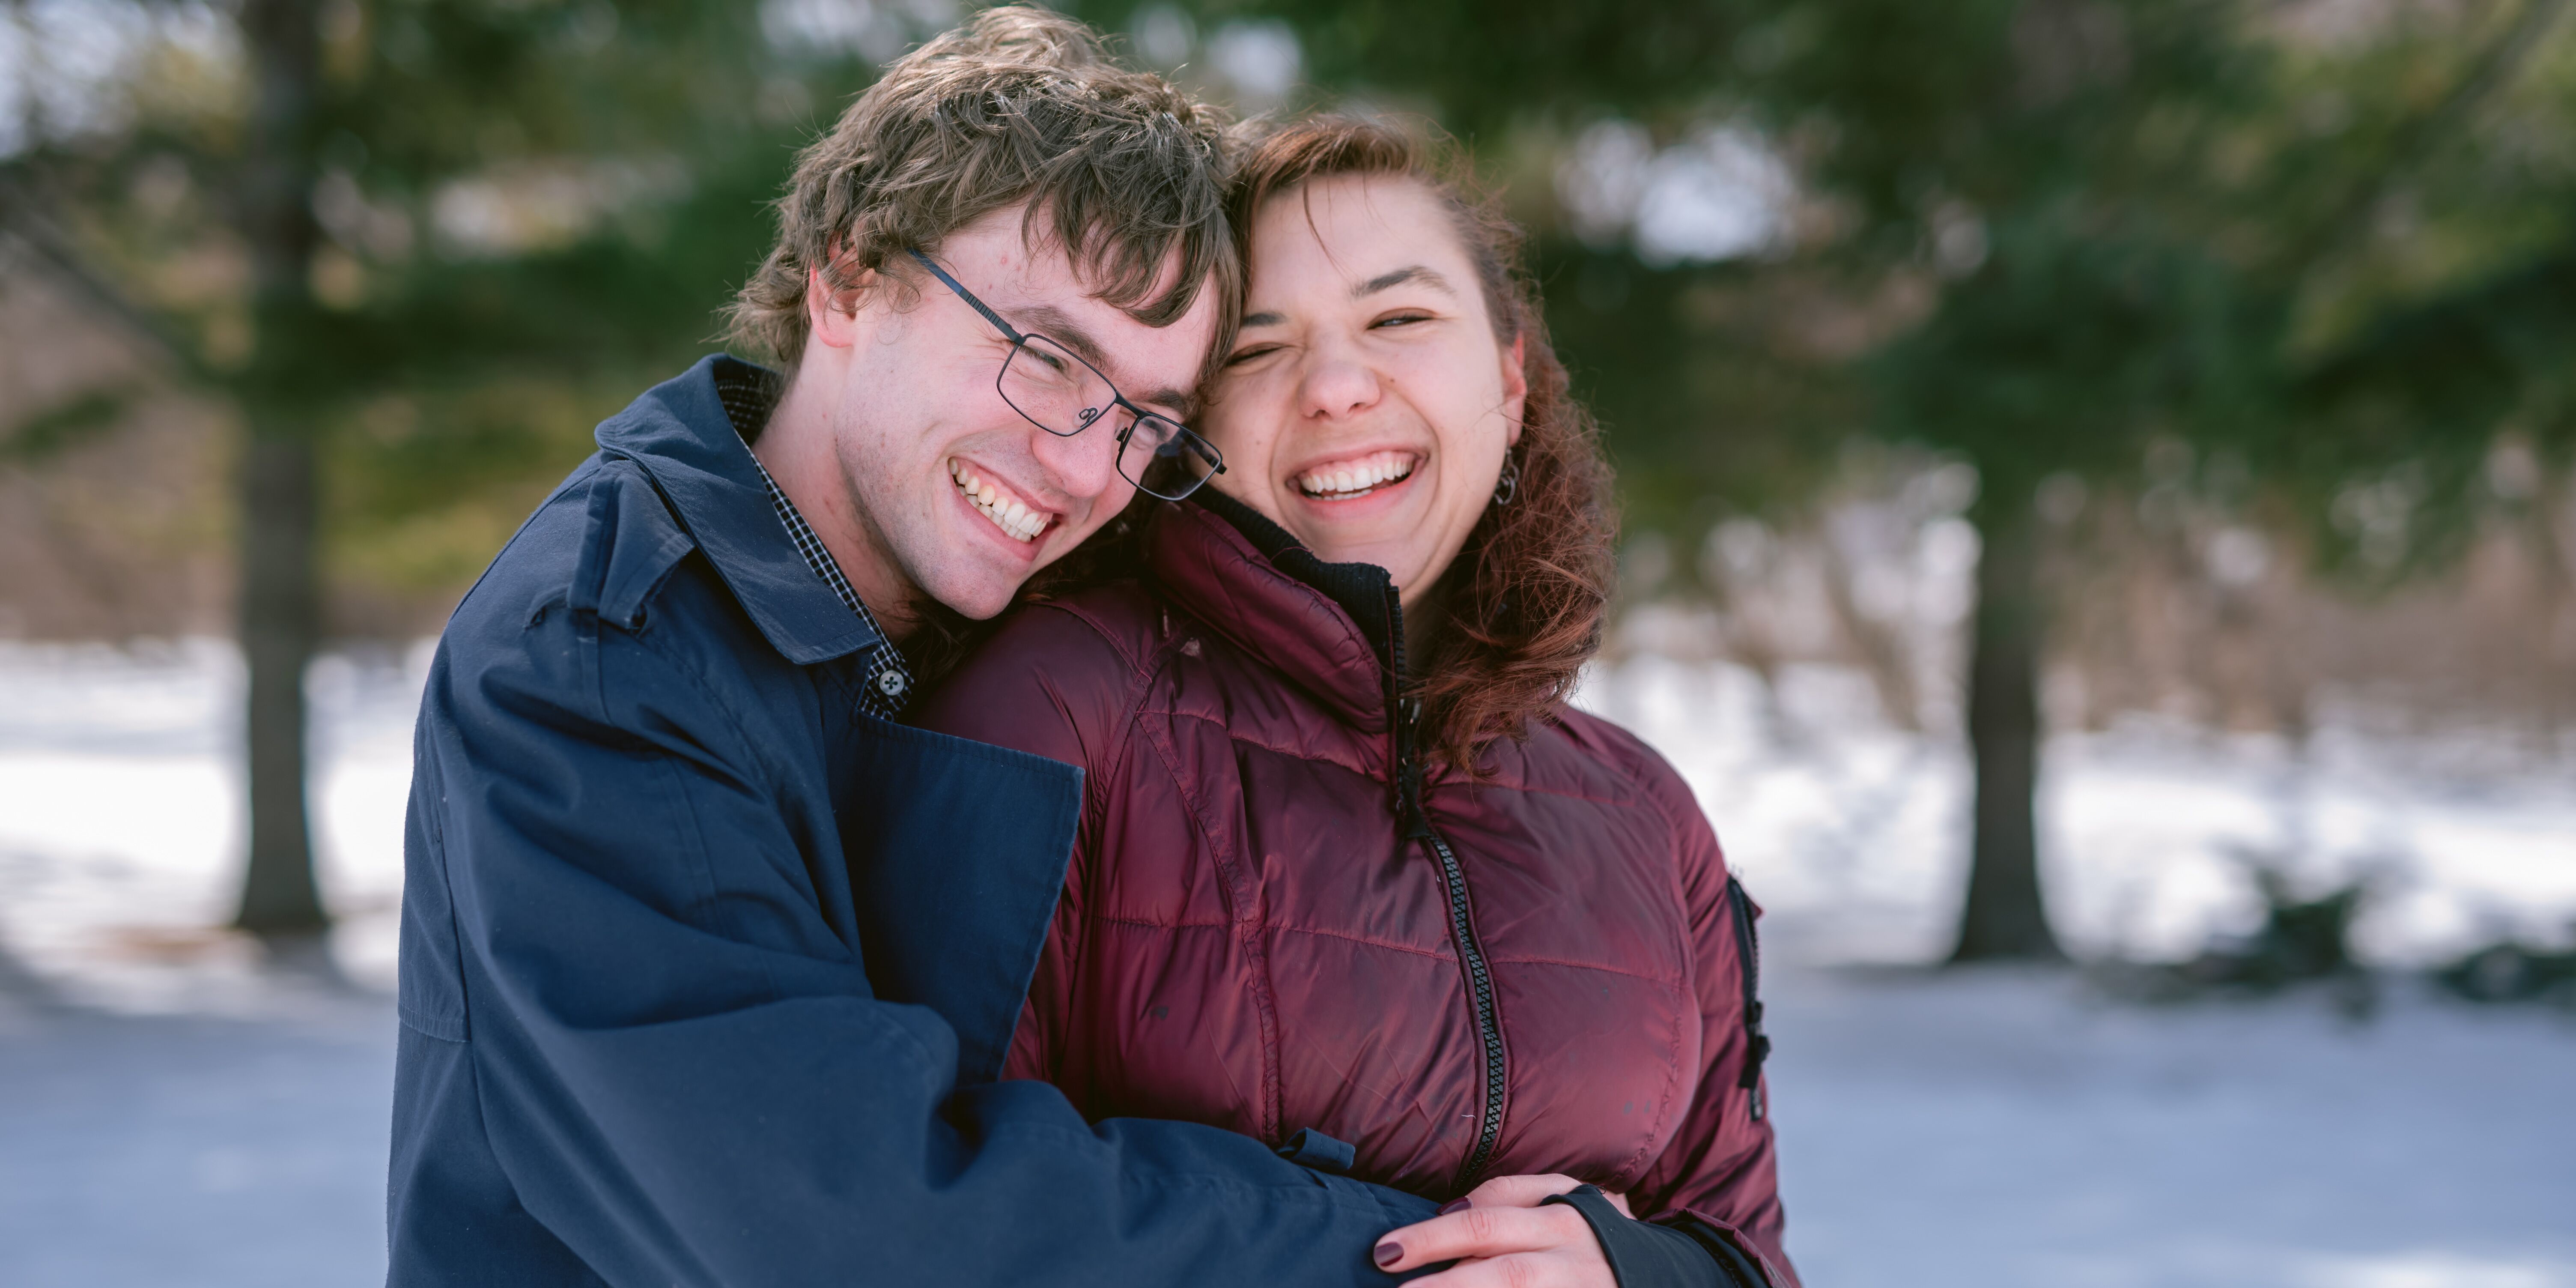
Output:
top-left (951, 461), bottom-right (1047, 542)
top-left (1295, 451), bottom-right (1417, 499)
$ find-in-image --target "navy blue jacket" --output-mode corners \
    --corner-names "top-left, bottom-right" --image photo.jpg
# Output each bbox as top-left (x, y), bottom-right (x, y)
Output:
top-left (388, 357), bottom-right (1436, 1285)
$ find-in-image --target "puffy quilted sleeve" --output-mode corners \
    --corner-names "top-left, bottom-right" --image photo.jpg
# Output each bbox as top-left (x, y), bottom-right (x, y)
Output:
top-left (1622, 747), bottom-right (1801, 1288)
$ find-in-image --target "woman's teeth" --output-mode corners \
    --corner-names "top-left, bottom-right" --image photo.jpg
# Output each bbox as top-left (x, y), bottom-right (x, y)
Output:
top-left (951, 460), bottom-right (1048, 543)
top-left (1294, 451), bottom-right (1416, 500)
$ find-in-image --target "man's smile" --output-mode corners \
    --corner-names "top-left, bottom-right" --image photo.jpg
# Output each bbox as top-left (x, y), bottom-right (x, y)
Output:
top-left (949, 457), bottom-right (1057, 544)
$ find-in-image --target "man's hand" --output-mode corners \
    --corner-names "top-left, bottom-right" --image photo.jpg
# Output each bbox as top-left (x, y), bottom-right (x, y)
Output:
top-left (1372, 1174), bottom-right (1627, 1286)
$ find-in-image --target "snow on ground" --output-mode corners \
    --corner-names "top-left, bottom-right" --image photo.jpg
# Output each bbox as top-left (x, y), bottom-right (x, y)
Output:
top-left (0, 638), bottom-right (419, 1013)
top-left (2, 639), bottom-right (2572, 1286)
top-left (1577, 652), bottom-right (2576, 968)
top-left (0, 1001), bottom-right (393, 1288)
top-left (1766, 967), bottom-right (2576, 1288)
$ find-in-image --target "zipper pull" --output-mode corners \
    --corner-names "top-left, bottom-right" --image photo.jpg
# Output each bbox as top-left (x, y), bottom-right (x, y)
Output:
top-left (1394, 696), bottom-right (1434, 840)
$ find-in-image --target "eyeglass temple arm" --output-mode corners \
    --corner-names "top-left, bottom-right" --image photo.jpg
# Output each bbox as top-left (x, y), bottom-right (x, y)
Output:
top-left (904, 249), bottom-right (1025, 344)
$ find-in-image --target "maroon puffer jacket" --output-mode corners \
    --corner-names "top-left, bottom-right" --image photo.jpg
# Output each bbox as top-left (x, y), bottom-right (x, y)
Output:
top-left (915, 494), bottom-right (1793, 1284)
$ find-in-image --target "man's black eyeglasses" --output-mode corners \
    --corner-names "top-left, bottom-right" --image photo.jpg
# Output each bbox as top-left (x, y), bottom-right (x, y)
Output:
top-left (904, 249), bottom-right (1225, 503)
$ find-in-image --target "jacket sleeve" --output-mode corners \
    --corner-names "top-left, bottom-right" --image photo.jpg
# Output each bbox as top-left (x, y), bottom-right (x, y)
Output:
top-left (1622, 756), bottom-right (1801, 1288)
top-left (406, 592), bottom-right (1434, 1287)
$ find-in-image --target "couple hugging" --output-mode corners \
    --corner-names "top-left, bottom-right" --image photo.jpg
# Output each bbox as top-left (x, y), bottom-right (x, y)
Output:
top-left (388, 9), bottom-right (1792, 1287)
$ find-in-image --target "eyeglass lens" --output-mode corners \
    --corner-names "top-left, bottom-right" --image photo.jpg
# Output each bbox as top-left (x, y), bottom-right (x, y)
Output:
top-left (999, 334), bottom-right (1113, 436)
top-left (1122, 414), bottom-right (1222, 502)
top-left (999, 334), bottom-right (1220, 501)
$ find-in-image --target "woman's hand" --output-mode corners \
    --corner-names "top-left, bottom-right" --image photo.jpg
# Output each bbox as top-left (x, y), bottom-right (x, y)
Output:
top-left (1373, 1174), bottom-right (1629, 1285)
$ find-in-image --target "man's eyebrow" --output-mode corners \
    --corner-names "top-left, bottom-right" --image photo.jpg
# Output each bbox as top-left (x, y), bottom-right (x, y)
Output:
top-left (1356, 265), bottom-right (1454, 298)
top-left (1142, 385), bottom-right (1199, 424)
top-left (1010, 305), bottom-right (1112, 371)
top-left (1012, 303), bottom-right (1197, 422)
top-left (1239, 310), bottom-right (1287, 328)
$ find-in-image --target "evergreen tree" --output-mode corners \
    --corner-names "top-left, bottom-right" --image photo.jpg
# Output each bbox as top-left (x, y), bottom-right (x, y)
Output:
top-left (3, 0), bottom-right (908, 939)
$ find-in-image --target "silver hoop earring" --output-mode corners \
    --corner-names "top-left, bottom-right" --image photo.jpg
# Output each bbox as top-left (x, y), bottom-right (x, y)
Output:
top-left (1492, 454), bottom-right (1521, 507)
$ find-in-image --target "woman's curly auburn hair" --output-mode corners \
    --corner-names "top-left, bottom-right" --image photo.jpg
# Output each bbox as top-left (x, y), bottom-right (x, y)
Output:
top-left (1228, 114), bottom-right (1618, 773)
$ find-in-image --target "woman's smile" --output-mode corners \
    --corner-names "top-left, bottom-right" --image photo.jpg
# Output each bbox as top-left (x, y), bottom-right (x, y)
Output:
top-left (1291, 448), bottom-right (1421, 502)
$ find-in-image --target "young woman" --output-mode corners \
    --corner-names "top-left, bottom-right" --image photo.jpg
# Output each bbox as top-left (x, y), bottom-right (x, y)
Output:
top-left (915, 117), bottom-right (1794, 1288)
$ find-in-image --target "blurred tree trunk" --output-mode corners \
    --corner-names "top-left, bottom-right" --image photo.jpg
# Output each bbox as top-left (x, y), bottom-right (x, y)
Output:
top-left (1953, 499), bottom-right (2065, 962)
top-left (237, 432), bottom-right (323, 934)
top-left (231, 0), bottom-right (328, 938)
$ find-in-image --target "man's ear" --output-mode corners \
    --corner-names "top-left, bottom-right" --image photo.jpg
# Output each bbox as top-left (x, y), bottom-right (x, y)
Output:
top-left (806, 248), bottom-right (874, 350)
top-left (1500, 332), bottom-right (1529, 447)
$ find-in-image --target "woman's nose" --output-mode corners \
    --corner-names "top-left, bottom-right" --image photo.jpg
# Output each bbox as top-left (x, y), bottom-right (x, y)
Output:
top-left (1298, 347), bottom-right (1382, 421)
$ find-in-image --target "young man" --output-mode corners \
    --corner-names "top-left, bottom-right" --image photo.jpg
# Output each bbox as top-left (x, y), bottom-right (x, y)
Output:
top-left (385, 11), bottom-right (1436, 1283)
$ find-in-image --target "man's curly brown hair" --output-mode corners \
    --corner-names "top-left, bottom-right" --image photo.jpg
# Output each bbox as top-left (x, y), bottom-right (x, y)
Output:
top-left (724, 6), bottom-right (1239, 372)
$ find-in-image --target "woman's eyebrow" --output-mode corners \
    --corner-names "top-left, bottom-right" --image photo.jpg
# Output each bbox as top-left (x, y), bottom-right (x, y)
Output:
top-left (1355, 265), bottom-right (1452, 298)
top-left (1236, 265), bottom-right (1452, 329)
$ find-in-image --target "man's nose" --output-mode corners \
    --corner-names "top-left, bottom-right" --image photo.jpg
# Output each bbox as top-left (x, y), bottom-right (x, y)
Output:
top-left (1027, 413), bottom-right (1124, 501)
top-left (1298, 345), bottom-right (1382, 421)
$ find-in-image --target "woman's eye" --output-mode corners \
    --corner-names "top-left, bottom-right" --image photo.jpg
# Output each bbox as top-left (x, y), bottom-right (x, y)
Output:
top-left (1371, 312), bottom-right (1434, 330)
top-left (1224, 344), bottom-right (1283, 367)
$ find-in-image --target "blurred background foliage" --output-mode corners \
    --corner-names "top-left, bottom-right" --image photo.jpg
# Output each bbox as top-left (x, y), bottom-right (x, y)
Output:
top-left (3, 0), bottom-right (2572, 953)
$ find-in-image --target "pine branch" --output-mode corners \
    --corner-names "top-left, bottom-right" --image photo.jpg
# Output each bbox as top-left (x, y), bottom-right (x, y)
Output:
top-left (2306, 0), bottom-right (2574, 265)
top-left (0, 170), bottom-right (206, 383)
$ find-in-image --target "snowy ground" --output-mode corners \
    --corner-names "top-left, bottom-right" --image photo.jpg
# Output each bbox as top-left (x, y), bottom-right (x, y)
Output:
top-left (0, 999), bottom-right (393, 1288)
top-left (2, 639), bottom-right (2572, 1287)
top-left (0, 637), bottom-right (417, 1013)
top-left (1768, 968), bottom-right (2576, 1288)
top-left (1581, 651), bottom-right (2576, 970)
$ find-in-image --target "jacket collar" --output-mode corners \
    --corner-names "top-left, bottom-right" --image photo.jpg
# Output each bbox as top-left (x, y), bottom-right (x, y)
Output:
top-left (1149, 489), bottom-right (1398, 735)
top-left (593, 355), bottom-right (883, 666)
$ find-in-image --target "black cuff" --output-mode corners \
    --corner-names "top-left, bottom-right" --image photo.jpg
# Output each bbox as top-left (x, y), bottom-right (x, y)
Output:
top-left (1651, 1213), bottom-right (1771, 1288)
top-left (1539, 1185), bottom-right (1726, 1288)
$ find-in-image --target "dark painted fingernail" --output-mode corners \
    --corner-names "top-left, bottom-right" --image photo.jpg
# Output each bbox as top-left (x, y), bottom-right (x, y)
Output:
top-left (1374, 1241), bottom-right (1403, 1267)
top-left (1438, 1199), bottom-right (1470, 1215)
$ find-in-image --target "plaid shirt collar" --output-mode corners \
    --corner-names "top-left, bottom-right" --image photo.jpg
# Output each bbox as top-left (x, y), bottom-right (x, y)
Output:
top-left (712, 364), bottom-right (917, 719)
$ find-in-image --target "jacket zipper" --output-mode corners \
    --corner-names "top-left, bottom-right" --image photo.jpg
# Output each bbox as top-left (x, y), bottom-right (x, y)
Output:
top-left (1385, 586), bottom-right (1509, 1190)
top-left (1421, 826), bottom-right (1508, 1186)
